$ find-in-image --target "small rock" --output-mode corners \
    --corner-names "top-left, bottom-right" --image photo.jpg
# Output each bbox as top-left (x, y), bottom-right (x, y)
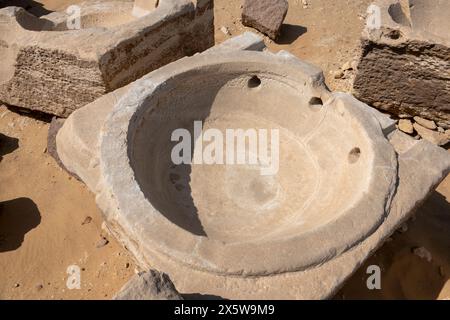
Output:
top-left (437, 127), bottom-right (445, 133)
top-left (414, 116), bottom-right (437, 130)
top-left (413, 247), bottom-right (432, 263)
top-left (81, 216), bottom-right (92, 225)
top-left (13, 283), bottom-right (20, 288)
top-left (414, 123), bottom-right (449, 146)
top-left (220, 26), bottom-right (231, 36)
top-left (398, 119), bottom-right (414, 134)
top-left (96, 237), bottom-right (109, 248)
top-left (242, 0), bottom-right (289, 40)
top-left (113, 270), bottom-right (183, 300)
top-left (398, 114), bottom-right (413, 119)
top-left (398, 223), bottom-right (408, 233)
top-left (36, 284), bottom-right (44, 291)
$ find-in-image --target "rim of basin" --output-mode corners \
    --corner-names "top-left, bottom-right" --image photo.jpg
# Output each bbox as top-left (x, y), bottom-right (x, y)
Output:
top-left (99, 51), bottom-right (398, 277)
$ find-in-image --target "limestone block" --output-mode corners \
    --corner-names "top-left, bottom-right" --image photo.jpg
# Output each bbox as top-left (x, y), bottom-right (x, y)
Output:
top-left (353, 0), bottom-right (450, 128)
top-left (0, 0), bottom-right (214, 117)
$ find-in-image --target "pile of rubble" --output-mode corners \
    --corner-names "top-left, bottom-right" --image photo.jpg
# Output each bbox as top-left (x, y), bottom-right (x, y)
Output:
top-left (397, 116), bottom-right (450, 147)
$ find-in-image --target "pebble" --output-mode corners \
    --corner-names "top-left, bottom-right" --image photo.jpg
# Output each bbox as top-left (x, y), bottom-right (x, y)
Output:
top-left (81, 216), bottom-right (92, 225)
top-left (220, 26), bottom-right (231, 36)
top-left (398, 223), bottom-right (408, 233)
top-left (414, 116), bottom-right (437, 130)
top-left (96, 237), bottom-right (109, 248)
top-left (413, 247), bottom-right (432, 263)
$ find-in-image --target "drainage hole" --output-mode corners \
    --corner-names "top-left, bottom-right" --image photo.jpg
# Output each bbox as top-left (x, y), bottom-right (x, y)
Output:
top-left (348, 147), bottom-right (361, 164)
top-left (309, 97), bottom-right (323, 106)
top-left (309, 97), bottom-right (323, 111)
top-left (248, 75), bottom-right (261, 88)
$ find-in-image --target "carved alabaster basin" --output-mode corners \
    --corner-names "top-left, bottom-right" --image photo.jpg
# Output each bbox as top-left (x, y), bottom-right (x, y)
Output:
top-left (97, 50), bottom-right (398, 277)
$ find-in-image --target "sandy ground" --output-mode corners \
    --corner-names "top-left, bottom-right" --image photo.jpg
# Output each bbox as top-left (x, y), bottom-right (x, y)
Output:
top-left (0, 0), bottom-right (449, 300)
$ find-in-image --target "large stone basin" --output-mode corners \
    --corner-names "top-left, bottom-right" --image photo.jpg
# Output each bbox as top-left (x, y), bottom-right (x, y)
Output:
top-left (100, 51), bottom-right (397, 276)
top-left (56, 34), bottom-right (450, 298)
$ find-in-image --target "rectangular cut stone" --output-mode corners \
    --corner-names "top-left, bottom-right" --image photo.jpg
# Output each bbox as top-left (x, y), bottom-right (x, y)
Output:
top-left (0, 0), bottom-right (214, 117)
top-left (353, 0), bottom-right (450, 129)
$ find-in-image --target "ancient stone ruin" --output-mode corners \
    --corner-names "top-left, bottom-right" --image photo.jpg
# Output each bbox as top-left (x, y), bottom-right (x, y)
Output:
top-left (353, 0), bottom-right (450, 129)
top-left (56, 34), bottom-right (450, 299)
top-left (0, 0), bottom-right (214, 117)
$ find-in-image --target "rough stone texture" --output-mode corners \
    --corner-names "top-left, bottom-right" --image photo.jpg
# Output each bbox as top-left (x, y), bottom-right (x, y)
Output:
top-left (57, 35), bottom-right (450, 299)
top-left (242, 0), bottom-right (288, 39)
top-left (353, 0), bottom-right (450, 129)
top-left (413, 123), bottom-right (449, 146)
top-left (0, 0), bottom-right (214, 117)
top-left (113, 270), bottom-right (182, 300)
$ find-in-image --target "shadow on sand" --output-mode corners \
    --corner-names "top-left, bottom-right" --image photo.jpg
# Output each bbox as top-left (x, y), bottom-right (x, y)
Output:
top-left (0, 198), bottom-right (41, 252)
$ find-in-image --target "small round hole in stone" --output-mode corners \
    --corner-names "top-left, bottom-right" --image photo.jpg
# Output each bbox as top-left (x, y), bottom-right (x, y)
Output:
top-left (348, 147), bottom-right (361, 164)
top-left (248, 75), bottom-right (261, 88)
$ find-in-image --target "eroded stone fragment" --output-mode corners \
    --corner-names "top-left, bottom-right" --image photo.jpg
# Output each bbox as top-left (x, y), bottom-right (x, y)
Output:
top-left (413, 123), bottom-right (449, 146)
top-left (242, 0), bottom-right (288, 39)
top-left (353, 0), bottom-right (450, 128)
top-left (114, 270), bottom-right (182, 300)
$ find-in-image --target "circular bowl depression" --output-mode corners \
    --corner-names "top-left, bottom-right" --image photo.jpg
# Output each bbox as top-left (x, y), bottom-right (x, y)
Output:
top-left (100, 51), bottom-right (397, 276)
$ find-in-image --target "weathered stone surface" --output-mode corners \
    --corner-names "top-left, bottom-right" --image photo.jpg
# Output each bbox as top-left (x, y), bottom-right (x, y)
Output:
top-left (398, 119), bottom-right (414, 134)
top-left (353, 0), bottom-right (450, 128)
top-left (56, 33), bottom-right (267, 192)
top-left (242, 0), bottom-right (288, 39)
top-left (413, 123), bottom-right (449, 146)
top-left (0, 0), bottom-right (214, 117)
top-left (114, 270), bottom-right (182, 300)
top-left (414, 116), bottom-right (437, 130)
top-left (56, 37), bottom-right (450, 299)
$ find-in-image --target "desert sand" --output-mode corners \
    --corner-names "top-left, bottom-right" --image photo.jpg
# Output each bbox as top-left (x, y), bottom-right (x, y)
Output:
top-left (0, 0), bottom-right (449, 300)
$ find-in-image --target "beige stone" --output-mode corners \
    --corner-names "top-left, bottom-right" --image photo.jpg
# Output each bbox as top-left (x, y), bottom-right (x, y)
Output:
top-left (414, 116), bottom-right (437, 130)
top-left (0, 0), bottom-right (214, 117)
top-left (398, 119), bottom-right (414, 134)
top-left (113, 270), bottom-right (182, 300)
top-left (56, 35), bottom-right (450, 299)
top-left (353, 0), bottom-right (450, 128)
top-left (413, 123), bottom-right (450, 146)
